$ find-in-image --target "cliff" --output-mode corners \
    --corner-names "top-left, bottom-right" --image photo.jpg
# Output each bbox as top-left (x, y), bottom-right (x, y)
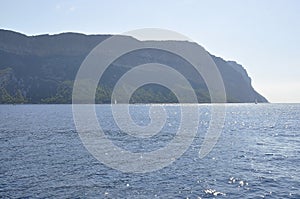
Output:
top-left (0, 29), bottom-right (268, 103)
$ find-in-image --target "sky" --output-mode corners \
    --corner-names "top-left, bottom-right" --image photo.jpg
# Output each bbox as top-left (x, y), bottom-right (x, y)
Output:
top-left (0, 0), bottom-right (299, 103)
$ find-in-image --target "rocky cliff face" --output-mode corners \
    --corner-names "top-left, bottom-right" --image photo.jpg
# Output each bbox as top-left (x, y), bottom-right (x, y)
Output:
top-left (0, 29), bottom-right (268, 103)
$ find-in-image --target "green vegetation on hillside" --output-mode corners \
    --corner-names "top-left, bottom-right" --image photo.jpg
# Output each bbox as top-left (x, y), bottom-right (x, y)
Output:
top-left (0, 29), bottom-right (269, 104)
top-left (0, 88), bottom-right (27, 104)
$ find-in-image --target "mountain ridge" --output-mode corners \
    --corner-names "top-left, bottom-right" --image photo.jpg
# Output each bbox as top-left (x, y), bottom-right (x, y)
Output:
top-left (0, 29), bottom-right (268, 104)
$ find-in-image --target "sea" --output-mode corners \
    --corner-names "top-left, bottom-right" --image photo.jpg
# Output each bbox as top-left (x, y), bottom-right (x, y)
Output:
top-left (0, 104), bottom-right (299, 198)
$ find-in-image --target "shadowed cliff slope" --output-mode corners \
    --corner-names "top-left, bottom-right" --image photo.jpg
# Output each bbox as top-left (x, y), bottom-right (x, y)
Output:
top-left (0, 29), bottom-right (267, 103)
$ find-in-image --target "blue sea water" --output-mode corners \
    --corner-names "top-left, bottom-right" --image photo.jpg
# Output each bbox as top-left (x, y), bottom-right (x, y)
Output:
top-left (0, 104), bottom-right (299, 198)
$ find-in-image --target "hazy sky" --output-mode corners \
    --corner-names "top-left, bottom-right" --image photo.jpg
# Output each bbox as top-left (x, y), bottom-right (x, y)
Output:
top-left (1, 0), bottom-right (299, 102)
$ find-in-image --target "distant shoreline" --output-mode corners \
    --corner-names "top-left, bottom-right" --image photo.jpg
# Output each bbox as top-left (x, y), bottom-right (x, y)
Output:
top-left (1, 102), bottom-right (271, 105)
